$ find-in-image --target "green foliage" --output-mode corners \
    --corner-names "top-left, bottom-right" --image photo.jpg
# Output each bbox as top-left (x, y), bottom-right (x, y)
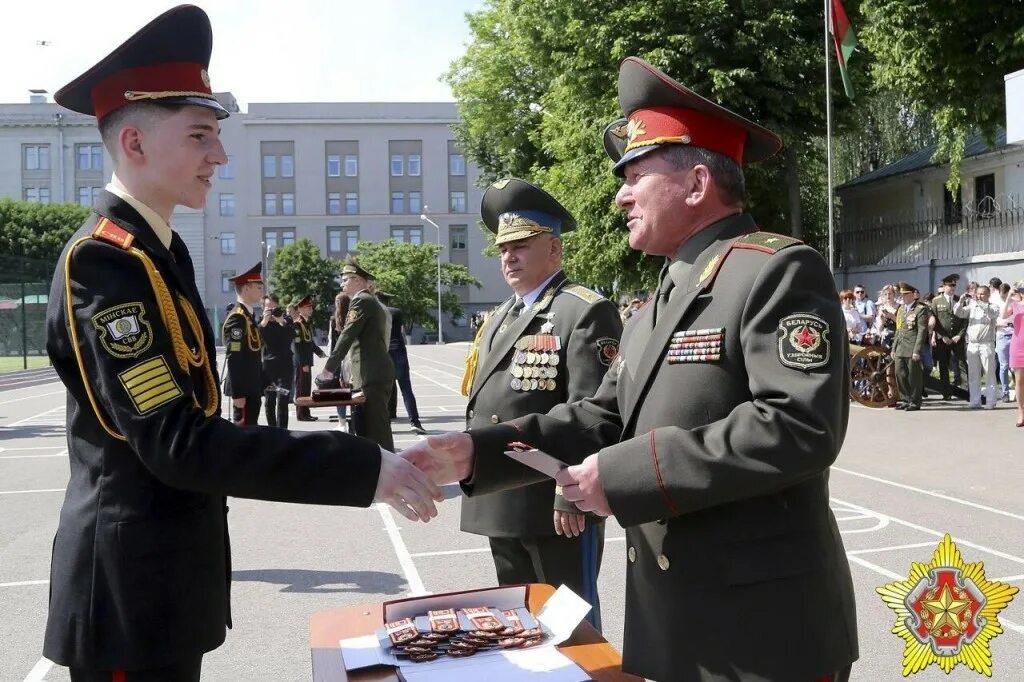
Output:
top-left (0, 199), bottom-right (89, 262)
top-left (266, 239), bottom-right (341, 329)
top-left (859, 0), bottom-right (1024, 191)
top-left (350, 240), bottom-right (481, 332)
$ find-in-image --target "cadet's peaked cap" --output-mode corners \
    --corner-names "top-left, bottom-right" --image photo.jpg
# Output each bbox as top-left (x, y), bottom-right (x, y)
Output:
top-left (294, 295), bottom-right (313, 308)
top-left (481, 178), bottom-right (575, 246)
top-left (941, 273), bottom-right (960, 285)
top-left (229, 262), bottom-right (262, 285)
top-left (896, 281), bottom-right (916, 294)
top-left (607, 57), bottom-right (783, 177)
top-left (341, 256), bottom-right (373, 281)
top-left (54, 5), bottom-right (229, 122)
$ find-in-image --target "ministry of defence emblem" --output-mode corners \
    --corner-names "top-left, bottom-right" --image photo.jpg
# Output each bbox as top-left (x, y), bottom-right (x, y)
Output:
top-left (91, 302), bottom-right (153, 359)
top-left (876, 534), bottom-right (1018, 676)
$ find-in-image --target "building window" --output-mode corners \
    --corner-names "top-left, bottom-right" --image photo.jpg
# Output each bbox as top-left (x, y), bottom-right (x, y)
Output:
top-left (219, 193), bottom-right (236, 217)
top-left (77, 144), bottom-right (103, 171)
top-left (943, 185), bottom-right (962, 225)
top-left (391, 226), bottom-right (423, 244)
top-left (25, 187), bottom-right (51, 204)
top-left (327, 155), bottom-right (341, 177)
top-left (281, 229), bottom-right (296, 247)
top-left (409, 191), bottom-right (421, 214)
top-left (77, 186), bottom-right (100, 207)
top-left (281, 192), bottom-right (295, 216)
top-left (264, 193), bottom-right (277, 215)
top-left (327, 227), bottom-right (344, 256)
top-left (409, 227), bottom-right (423, 245)
top-left (221, 270), bottom-right (235, 293)
top-left (327, 227), bottom-right (360, 257)
top-left (218, 156), bottom-right (235, 179)
top-left (450, 191), bottom-right (467, 213)
top-left (391, 154), bottom-right (403, 176)
top-left (263, 229), bottom-right (296, 254)
top-left (280, 154), bottom-right (294, 178)
top-left (345, 154), bottom-right (358, 176)
top-left (344, 226), bottom-right (359, 252)
top-left (408, 154), bottom-right (421, 177)
top-left (391, 192), bottom-right (404, 214)
top-left (975, 173), bottom-right (996, 216)
top-left (328, 192), bottom-right (341, 215)
top-left (220, 232), bottom-right (237, 255)
top-left (450, 225), bottom-right (467, 250)
top-left (345, 192), bottom-right (358, 214)
top-left (24, 144), bottom-right (50, 171)
top-left (449, 153), bottom-right (466, 176)
top-left (262, 155), bottom-right (276, 178)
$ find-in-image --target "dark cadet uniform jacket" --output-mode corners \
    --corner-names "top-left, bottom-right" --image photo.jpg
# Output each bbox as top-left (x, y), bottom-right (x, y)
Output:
top-left (292, 316), bottom-right (325, 367)
top-left (324, 289), bottom-right (395, 389)
top-left (894, 301), bottom-right (931, 358)
top-left (221, 303), bottom-right (263, 397)
top-left (930, 293), bottom-right (966, 339)
top-left (463, 214), bottom-right (858, 681)
top-left (461, 271), bottom-right (622, 537)
top-left (44, 191), bottom-right (382, 670)
top-left (261, 316), bottom-right (294, 375)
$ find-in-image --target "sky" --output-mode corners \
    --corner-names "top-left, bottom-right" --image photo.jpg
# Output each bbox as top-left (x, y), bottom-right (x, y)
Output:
top-left (0, 0), bottom-right (485, 109)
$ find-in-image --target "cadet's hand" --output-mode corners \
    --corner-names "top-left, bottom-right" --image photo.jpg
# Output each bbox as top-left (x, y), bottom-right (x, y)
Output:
top-left (912, 353), bottom-right (920, 361)
top-left (952, 335), bottom-right (962, 344)
top-left (554, 509), bottom-right (586, 538)
top-left (401, 432), bottom-right (474, 485)
top-left (232, 397), bottom-right (245, 408)
top-left (374, 446), bottom-right (443, 522)
top-left (555, 454), bottom-right (611, 517)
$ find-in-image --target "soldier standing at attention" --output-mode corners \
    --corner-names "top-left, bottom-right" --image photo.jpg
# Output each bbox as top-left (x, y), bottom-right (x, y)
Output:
top-left (894, 282), bottom-right (932, 410)
top-left (406, 57), bottom-right (858, 682)
top-left (930, 273), bottom-right (967, 398)
top-left (322, 257), bottom-right (396, 450)
top-left (459, 178), bottom-right (622, 629)
top-left (377, 290), bottom-right (427, 435)
top-left (222, 263), bottom-right (265, 425)
top-left (260, 292), bottom-right (294, 427)
top-left (292, 295), bottom-right (326, 421)
top-left (43, 7), bottom-right (441, 680)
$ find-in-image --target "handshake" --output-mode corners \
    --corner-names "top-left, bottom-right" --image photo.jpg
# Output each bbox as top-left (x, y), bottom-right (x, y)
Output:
top-left (378, 433), bottom-right (611, 524)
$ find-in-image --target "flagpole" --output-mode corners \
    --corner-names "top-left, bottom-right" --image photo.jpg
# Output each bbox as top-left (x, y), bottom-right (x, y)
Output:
top-left (824, 0), bottom-right (835, 274)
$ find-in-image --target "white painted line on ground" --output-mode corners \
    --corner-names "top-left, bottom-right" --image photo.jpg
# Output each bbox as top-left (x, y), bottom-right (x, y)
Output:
top-left (832, 466), bottom-right (1024, 523)
top-left (0, 579), bottom-right (49, 588)
top-left (0, 488), bottom-right (65, 495)
top-left (8, 406), bottom-right (64, 427)
top-left (0, 454), bottom-right (66, 460)
top-left (406, 353), bottom-right (468, 373)
top-left (410, 536), bottom-right (626, 558)
top-left (0, 389), bottom-right (64, 407)
top-left (846, 541), bottom-right (937, 556)
top-left (408, 369), bottom-right (463, 395)
top-left (375, 503), bottom-right (429, 596)
top-left (23, 657), bottom-right (54, 682)
top-left (0, 445), bottom-right (65, 452)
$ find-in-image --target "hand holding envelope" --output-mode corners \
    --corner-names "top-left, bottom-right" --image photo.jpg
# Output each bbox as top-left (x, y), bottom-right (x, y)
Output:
top-left (505, 445), bottom-right (612, 518)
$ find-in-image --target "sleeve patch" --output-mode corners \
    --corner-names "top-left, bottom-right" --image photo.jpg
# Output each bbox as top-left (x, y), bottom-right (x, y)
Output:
top-left (118, 356), bottom-right (183, 414)
top-left (777, 313), bottom-right (831, 370)
top-left (229, 341), bottom-right (241, 351)
top-left (230, 327), bottom-right (242, 340)
top-left (91, 302), bottom-right (153, 359)
top-left (346, 308), bottom-right (361, 325)
top-left (596, 337), bottom-right (619, 366)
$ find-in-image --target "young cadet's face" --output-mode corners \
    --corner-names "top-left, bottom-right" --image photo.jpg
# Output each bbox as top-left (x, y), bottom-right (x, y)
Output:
top-left (140, 106), bottom-right (226, 210)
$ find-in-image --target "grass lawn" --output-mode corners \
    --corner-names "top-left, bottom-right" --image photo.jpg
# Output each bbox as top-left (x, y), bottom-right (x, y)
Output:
top-left (0, 356), bottom-right (51, 373)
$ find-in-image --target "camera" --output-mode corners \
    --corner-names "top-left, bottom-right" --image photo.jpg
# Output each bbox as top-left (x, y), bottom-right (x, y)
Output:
top-left (271, 306), bottom-right (285, 317)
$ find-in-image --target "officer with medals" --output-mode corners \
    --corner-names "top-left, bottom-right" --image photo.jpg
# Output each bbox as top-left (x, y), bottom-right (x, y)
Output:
top-left (407, 58), bottom-right (858, 681)
top-left (222, 262), bottom-right (265, 425)
top-left (43, 7), bottom-right (440, 680)
top-left (459, 178), bottom-right (622, 629)
top-left (930, 273), bottom-right (967, 397)
top-left (894, 281), bottom-right (931, 410)
top-left (322, 257), bottom-right (396, 450)
top-left (292, 294), bottom-right (327, 421)
top-left (260, 292), bottom-right (294, 428)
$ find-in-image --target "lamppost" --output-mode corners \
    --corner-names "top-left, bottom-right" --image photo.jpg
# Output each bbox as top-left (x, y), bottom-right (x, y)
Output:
top-left (420, 208), bottom-right (444, 344)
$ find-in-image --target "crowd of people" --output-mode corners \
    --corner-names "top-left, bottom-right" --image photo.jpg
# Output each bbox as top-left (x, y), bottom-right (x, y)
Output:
top-left (841, 275), bottom-right (1024, 425)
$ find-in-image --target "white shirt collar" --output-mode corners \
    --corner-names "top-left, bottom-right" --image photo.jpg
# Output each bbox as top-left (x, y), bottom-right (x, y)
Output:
top-left (105, 173), bottom-right (174, 250)
top-left (518, 270), bottom-right (562, 310)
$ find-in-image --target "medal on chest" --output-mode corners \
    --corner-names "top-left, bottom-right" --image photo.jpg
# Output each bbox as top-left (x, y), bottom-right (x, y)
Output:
top-left (509, 333), bottom-right (561, 391)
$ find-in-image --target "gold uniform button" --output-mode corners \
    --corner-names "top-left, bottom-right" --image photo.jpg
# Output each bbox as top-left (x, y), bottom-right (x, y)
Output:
top-left (627, 546), bottom-right (636, 563)
top-left (490, 414), bottom-right (499, 424)
top-left (657, 554), bottom-right (670, 571)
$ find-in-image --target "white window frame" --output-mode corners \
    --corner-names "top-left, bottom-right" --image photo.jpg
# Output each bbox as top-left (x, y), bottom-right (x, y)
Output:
top-left (449, 153), bottom-right (466, 176)
top-left (262, 155), bottom-right (277, 178)
top-left (408, 154), bottom-right (421, 177)
top-left (327, 155), bottom-right (341, 177)
top-left (281, 192), bottom-right (295, 216)
top-left (264, 193), bottom-right (277, 215)
top-left (219, 193), bottom-right (236, 217)
top-left (345, 154), bottom-right (358, 176)
top-left (280, 154), bottom-right (294, 178)
top-left (391, 154), bottom-right (403, 176)
top-left (220, 232), bottom-right (237, 255)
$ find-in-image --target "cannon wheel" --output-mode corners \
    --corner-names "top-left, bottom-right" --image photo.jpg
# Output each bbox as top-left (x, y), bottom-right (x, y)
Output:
top-left (849, 345), bottom-right (895, 408)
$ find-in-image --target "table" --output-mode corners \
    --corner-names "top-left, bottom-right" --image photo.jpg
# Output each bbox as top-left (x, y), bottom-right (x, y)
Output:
top-left (309, 583), bottom-right (641, 681)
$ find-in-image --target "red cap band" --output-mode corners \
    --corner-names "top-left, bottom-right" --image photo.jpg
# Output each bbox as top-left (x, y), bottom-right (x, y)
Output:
top-left (91, 61), bottom-right (213, 121)
top-left (624, 106), bottom-right (747, 164)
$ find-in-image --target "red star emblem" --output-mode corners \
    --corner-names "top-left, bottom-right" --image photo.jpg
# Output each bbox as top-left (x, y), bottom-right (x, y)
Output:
top-left (794, 326), bottom-right (817, 349)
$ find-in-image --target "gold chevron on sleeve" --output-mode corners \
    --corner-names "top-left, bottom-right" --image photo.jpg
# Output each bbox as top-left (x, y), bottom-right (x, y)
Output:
top-left (118, 356), bottom-right (183, 414)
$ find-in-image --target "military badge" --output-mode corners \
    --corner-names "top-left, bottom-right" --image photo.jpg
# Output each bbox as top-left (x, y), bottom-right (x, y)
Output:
top-left (231, 327), bottom-right (242, 340)
top-left (876, 534), bottom-right (1018, 676)
top-left (665, 327), bottom-right (723, 364)
top-left (346, 308), bottom-right (361, 325)
top-left (626, 117), bottom-right (647, 145)
top-left (91, 302), bottom-right (153, 359)
top-left (596, 337), bottom-right (619, 366)
top-left (777, 314), bottom-right (830, 370)
top-left (118, 355), bottom-right (182, 414)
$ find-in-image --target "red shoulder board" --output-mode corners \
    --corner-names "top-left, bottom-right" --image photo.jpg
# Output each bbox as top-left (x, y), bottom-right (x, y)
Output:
top-left (731, 231), bottom-right (801, 255)
top-left (91, 218), bottom-right (135, 250)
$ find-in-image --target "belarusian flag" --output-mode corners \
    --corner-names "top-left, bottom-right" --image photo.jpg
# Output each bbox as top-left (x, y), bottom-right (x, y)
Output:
top-left (830, 0), bottom-right (857, 99)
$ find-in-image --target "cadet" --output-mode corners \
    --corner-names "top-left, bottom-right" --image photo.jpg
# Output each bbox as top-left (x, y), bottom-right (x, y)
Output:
top-left (930, 273), bottom-right (967, 398)
top-left (222, 263), bottom-right (265, 425)
top-left (322, 257), bottom-right (396, 450)
top-left (44, 7), bottom-right (440, 679)
top-left (292, 294), bottom-right (327, 421)
top-left (894, 282), bottom-right (931, 410)
top-left (460, 178), bottom-right (622, 629)
top-left (260, 292), bottom-right (294, 428)
top-left (408, 57), bottom-right (858, 682)
top-left (377, 290), bottom-right (427, 434)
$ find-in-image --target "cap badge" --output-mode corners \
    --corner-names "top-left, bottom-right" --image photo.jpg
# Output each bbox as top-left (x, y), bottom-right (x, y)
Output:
top-left (491, 179), bottom-right (511, 190)
top-left (201, 69), bottom-right (211, 88)
top-left (626, 117), bottom-right (647, 145)
top-left (609, 123), bottom-right (628, 139)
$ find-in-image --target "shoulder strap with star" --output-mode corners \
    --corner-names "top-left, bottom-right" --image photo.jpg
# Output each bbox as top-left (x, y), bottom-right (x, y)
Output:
top-left (562, 283), bottom-right (604, 304)
top-left (731, 231), bottom-right (802, 255)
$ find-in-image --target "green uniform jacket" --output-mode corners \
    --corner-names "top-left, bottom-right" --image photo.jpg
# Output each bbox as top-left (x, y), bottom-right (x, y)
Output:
top-left (462, 214), bottom-right (858, 682)
top-left (325, 289), bottom-right (395, 389)
top-left (461, 271), bottom-right (623, 537)
top-left (930, 294), bottom-right (966, 339)
top-left (222, 304), bottom-right (264, 397)
top-left (42, 192), bottom-right (382, 670)
top-left (894, 302), bottom-right (931, 358)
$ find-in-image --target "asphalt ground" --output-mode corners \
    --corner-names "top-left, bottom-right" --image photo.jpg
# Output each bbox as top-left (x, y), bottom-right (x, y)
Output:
top-left (1, 344), bottom-right (1022, 681)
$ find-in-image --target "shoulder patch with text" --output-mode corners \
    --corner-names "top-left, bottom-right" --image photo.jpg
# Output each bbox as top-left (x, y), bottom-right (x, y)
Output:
top-left (91, 302), bottom-right (153, 359)
top-left (596, 337), bottom-right (619, 366)
top-left (777, 313), bottom-right (830, 370)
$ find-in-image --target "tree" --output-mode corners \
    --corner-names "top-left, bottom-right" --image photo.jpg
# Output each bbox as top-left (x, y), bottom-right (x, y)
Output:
top-left (0, 199), bottom-right (89, 265)
top-left (349, 240), bottom-right (481, 332)
top-left (859, 1), bottom-right (1024, 190)
top-left (265, 239), bottom-right (340, 329)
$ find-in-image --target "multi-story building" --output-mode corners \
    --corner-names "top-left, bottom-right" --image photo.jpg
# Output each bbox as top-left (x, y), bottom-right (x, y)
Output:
top-left (0, 93), bottom-right (507, 341)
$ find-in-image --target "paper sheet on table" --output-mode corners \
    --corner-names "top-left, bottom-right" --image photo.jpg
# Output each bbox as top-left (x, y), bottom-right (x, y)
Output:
top-left (400, 646), bottom-right (590, 682)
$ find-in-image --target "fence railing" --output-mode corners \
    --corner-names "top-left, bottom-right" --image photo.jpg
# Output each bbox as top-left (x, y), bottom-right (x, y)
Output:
top-left (837, 203), bottom-right (1024, 268)
top-left (0, 255), bottom-right (56, 373)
